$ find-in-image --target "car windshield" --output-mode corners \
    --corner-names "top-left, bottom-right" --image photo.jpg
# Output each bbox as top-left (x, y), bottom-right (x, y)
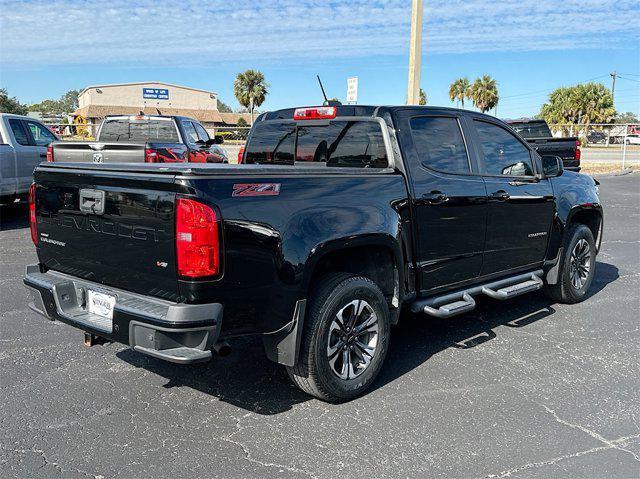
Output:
top-left (99, 118), bottom-right (179, 142)
top-left (510, 123), bottom-right (552, 139)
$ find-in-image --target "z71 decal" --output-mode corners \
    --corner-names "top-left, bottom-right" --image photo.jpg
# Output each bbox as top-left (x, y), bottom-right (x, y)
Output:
top-left (232, 183), bottom-right (281, 197)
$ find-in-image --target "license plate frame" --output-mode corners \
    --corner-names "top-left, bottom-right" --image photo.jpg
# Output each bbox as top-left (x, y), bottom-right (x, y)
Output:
top-left (87, 289), bottom-right (116, 321)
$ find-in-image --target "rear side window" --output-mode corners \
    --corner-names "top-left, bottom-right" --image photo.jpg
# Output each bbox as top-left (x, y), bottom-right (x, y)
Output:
top-left (9, 119), bottom-right (30, 146)
top-left (99, 119), bottom-right (179, 142)
top-left (245, 120), bottom-right (387, 168)
top-left (410, 117), bottom-right (470, 174)
top-left (474, 120), bottom-right (534, 176)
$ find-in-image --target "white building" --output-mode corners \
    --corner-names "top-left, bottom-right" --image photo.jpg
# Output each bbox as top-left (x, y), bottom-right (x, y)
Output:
top-left (73, 81), bottom-right (250, 132)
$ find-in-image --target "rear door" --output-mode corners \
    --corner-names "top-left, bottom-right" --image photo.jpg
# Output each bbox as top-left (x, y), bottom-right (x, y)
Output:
top-left (395, 110), bottom-right (488, 292)
top-left (469, 118), bottom-right (555, 275)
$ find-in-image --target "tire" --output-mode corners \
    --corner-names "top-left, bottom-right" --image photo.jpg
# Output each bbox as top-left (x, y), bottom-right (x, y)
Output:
top-left (286, 273), bottom-right (390, 402)
top-left (545, 223), bottom-right (596, 304)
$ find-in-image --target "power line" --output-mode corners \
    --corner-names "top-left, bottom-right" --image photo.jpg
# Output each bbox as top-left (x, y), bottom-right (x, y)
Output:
top-left (500, 74), bottom-right (610, 100)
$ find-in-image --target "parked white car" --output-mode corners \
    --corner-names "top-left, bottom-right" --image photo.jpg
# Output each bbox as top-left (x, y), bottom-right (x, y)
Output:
top-left (0, 113), bottom-right (58, 204)
top-left (625, 134), bottom-right (640, 145)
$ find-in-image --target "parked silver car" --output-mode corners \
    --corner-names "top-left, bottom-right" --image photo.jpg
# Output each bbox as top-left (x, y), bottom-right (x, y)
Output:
top-left (0, 113), bottom-right (58, 204)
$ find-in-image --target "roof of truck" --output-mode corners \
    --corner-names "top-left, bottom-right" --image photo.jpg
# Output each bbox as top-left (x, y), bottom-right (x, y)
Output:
top-left (260, 105), bottom-right (498, 122)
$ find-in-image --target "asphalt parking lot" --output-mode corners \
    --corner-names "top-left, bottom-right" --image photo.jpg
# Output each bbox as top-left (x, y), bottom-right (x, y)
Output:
top-left (1, 174), bottom-right (639, 479)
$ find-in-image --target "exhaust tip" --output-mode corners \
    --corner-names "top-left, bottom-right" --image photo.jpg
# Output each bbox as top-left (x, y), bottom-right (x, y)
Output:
top-left (213, 340), bottom-right (232, 357)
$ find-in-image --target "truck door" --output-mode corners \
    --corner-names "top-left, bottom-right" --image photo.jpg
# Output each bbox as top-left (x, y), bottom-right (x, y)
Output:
top-left (469, 118), bottom-right (555, 275)
top-left (395, 111), bottom-right (488, 293)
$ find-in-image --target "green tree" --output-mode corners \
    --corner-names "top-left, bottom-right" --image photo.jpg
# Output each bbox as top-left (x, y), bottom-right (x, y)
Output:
top-left (237, 117), bottom-right (248, 127)
top-left (614, 111), bottom-right (638, 124)
top-left (28, 89), bottom-right (79, 115)
top-left (539, 83), bottom-right (615, 136)
top-left (419, 89), bottom-right (427, 106)
top-left (0, 88), bottom-right (28, 115)
top-left (448, 77), bottom-right (470, 108)
top-left (217, 99), bottom-right (233, 113)
top-left (469, 75), bottom-right (499, 113)
top-left (233, 70), bottom-right (269, 125)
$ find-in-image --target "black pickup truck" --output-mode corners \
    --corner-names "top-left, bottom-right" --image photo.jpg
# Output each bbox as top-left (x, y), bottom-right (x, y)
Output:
top-left (24, 105), bottom-right (602, 402)
top-left (507, 119), bottom-right (581, 171)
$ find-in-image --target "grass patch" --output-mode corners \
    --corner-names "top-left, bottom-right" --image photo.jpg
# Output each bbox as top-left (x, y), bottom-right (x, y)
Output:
top-left (579, 162), bottom-right (640, 175)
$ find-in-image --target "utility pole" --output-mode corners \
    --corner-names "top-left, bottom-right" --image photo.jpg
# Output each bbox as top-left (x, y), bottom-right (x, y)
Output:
top-left (406, 0), bottom-right (423, 105)
top-left (610, 71), bottom-right (617, 104)
top-left (606, 72), bottom-right (617, 146)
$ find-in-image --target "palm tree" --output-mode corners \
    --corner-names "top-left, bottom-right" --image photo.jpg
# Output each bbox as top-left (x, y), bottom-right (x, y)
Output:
top-left (448, 77), bottom-right (470, 108)
top-left (469, 75), bottom-right (499, 113)
top-left (419, 88), bottom-right (427, 106)
top-left (233, 70), bottom-right (269, 125)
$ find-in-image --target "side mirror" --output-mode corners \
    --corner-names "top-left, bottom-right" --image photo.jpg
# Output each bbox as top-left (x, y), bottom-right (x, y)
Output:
top-left (541, 155), bottom-right (564, 177)
top-left (213, 135), bottom-right (224, 145)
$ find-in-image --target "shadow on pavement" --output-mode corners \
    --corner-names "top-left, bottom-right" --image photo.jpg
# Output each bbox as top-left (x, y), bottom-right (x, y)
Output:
top-left (117, 261), bottom-right (617, 414)
top-left (0, 203), bottom-right (29, 231)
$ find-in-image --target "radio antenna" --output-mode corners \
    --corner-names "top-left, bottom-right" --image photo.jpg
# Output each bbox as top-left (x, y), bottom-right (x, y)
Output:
top-left (317, 75), bottom-right (329, 104)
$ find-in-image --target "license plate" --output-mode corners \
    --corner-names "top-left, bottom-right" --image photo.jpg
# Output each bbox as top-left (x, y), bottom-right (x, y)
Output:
top-left (87, 290), bottom-right (116, 320)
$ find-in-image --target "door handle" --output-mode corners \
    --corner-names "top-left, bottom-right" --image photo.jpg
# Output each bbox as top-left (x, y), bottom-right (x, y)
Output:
top-left (423, 191), bottom-right (449, 204)
top-left (490, 190), bottom-right (510, 201)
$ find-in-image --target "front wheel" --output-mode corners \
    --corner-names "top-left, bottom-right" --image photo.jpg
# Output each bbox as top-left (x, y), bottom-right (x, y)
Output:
top-left (286, 273), bottom-right (390, 402)
top-left (545, 223), bottom-right (596, 303)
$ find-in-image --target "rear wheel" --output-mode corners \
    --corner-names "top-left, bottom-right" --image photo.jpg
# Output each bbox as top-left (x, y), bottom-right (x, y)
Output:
top-left (287, 273), bottom-right (390, 402)
top-left (545, 223), bottom-right (596, 303)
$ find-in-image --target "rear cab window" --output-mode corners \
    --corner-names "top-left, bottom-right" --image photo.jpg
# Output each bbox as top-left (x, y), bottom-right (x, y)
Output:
top-left (8, 119), bottom-right (30, 146)
top-left (245, 119), bottom-right (388, 168)
top-left (99, 117), bottom-right (180, 142)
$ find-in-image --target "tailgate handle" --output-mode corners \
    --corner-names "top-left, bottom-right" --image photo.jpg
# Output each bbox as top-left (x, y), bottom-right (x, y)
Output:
top-left (79, 189), bottom-right (105, 215)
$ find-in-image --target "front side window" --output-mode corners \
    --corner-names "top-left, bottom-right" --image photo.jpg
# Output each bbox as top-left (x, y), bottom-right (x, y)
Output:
top-left (245, 120), bottom-right (388, 168)
top-left (181, 121), bottom-right (199, 144)
top-left (26, 121), bottom-right (56, 146)
top-left (474, 120), bottom-right (535, 176)
top-left (9, 119), bottom-right (30, 146)
top-left (193, 123), bottom-right (210, 141)
top-left (409, 116), bottom-right (470, 174)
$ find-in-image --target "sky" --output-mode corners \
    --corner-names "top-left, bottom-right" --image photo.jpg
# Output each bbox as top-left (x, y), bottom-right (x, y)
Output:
top-left (0, 0), bottom-right (639, 119)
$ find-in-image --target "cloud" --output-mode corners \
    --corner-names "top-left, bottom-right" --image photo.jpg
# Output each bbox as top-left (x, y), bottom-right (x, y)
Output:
top-left (0, 0), bottom-right (638, 68)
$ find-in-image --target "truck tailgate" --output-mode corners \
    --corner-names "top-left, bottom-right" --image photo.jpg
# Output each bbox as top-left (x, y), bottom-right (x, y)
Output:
top-left (33, 165), bottom-right (181, 301)
top-left (52, 142), bottom-right (146, 163)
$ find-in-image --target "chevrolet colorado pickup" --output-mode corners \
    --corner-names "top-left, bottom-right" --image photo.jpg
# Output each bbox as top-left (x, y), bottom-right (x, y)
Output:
top-left (48, 114), bottom-right (228, 164)
top-left (24, 105), bottom-right (603, 402)
top-left (506, 119), bottom-right (581, 171)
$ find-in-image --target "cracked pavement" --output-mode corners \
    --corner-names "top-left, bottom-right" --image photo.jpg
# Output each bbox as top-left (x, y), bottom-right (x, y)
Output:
top-left (1, 174), bottom-right (639, 478)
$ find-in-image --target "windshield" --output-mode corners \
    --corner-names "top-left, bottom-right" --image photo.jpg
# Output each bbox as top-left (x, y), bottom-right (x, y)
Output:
top-left (510, 122), bottom-right (552, 139)
top-left (99, 118), bottom-right (179, 142)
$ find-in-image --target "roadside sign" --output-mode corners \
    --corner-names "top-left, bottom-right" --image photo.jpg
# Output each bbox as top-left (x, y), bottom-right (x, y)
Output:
top-left (346, 77), bottom-right (358, 104)
top-left (143, 88), bottom-right (169, 100)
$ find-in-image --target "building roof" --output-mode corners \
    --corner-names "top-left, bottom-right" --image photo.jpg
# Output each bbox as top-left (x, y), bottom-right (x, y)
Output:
top-left (78, 81), bottom-right (218, 97)
top-left (73, 105), bottom-right (251, 125)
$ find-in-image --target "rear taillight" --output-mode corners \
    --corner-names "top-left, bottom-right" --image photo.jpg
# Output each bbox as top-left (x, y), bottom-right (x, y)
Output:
top-left (293, 106), bottom-right (337, 120)
top-left (237, 145), bottom-right (245, 164)
top-left (176, 198), bottom-right (220, 278)
top-left (29, 183), bottom-right (38, 245)
top-left (145, 148), bottom-right (157, 163)
top-left (46, 145), bottom-right (53, 162)
top-left (575, 141), bottom-right (581, 161)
